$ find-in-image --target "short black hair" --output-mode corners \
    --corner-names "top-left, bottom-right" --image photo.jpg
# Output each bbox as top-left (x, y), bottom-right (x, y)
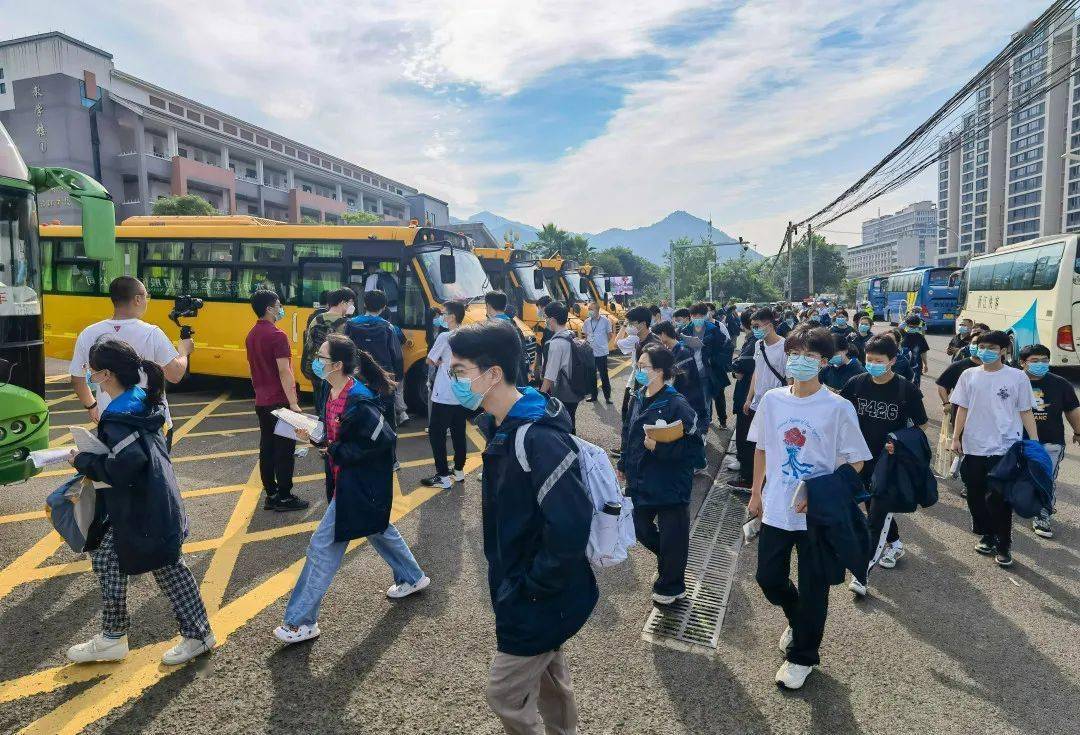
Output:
top-left (109, 276), bottom-right (146, 305)
top-left (649, 305), bottom-right (661, 316)
top-left (1019, 343), bottom-right (1051, 361)
top-left (974, 322), bottom-right (990, 331)
top-left (857, 312), bottom-right (873, 324)
top-left (327, 287), bottom-right (356, 307)
top-left (544, 300), bottom-right (569, 325)
top-left (705, 302), bottom-right (718, 313)
top-left (904, 314), bottom-right (922, 326)
top-left (536, 295), bottom-right (552, 309)
top-left (485, 291), bottom-right (508, 312)
top-left (976, 330), bottom-right (1011, 349)
top-left (651, 320), bottom-right (679, 340)
top-left (449, 319), bottom-right (521, 384)
top-left (784, 326), bottom-right (834, 358)
top-left (740, 310), bottom-right (753, 328)
top-left (673, 307), bottom-right (691, 319)
top-left (832, 334), bottom-right (849, 355)
top-left (626, 306), bottom-right (652, 325)
top-left (751, 307), bottom-right (775, 323)
top-left (639, 344), bottom-right (675, 380)
top-left (835, 308), bottom-right (849, 318)
top-left (959, 317), bottom-right (974, 325)
top-left (865, 335), bottom-right (898, 359)
top-left (443, 300), bottom-right (466, 324)
top-left (364, 289), bottom-right (387, 313)
top-left (689, 302), bottom-right (709, 316)
top-left (251, 289), bottom-right (280, 317)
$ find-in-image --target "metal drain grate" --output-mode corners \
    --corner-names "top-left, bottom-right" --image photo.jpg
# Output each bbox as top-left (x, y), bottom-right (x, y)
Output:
top-left (642, 473), bottom-right (748, 653)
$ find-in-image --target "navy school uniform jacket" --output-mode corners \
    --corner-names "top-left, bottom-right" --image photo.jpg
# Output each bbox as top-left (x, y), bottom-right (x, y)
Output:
top-left (988, 439), bottom-right (1055, 519)
top-left (680, 320), bottom-right (730, 393)
top-left (803, 464), bottom-right (873, 585)
top-left (670, 340), bottom-right (710, 430)
top-left (821, 358), bottom-right (865, 392)
top-left (72, 387), bottom-right (188, 575)
top-left (477, 388), bottom-right (598, 656)
top-left (345, 314), bottom-right (404, 380)
top-left (870, 426), bottom-right (937, 514)
top-left (618, 385), bottom-right (705, 506)
top-left (892, 352), bottom-right (914, 381)
top-left (315, 379), bottom-right (398, 542)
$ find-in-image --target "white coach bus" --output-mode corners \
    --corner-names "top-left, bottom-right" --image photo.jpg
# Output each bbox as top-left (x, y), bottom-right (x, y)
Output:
top-left (957, 233), bottom-right (1079, 366)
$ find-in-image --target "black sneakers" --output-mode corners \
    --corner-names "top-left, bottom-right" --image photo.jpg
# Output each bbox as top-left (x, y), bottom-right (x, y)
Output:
top-left (975, 535), bottom-right (996, 555)
top-left (271, 494), bottom-right (310, 512)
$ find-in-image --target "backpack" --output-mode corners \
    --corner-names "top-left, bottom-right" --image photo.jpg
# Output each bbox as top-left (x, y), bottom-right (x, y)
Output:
top-left (345, 318), bottom-right (397, 376)
top-left (301, 313), bottom-right (344, 381)
top-left (551, 334), bottom-right (596, 402)
top-left (514, 424), bottom-right (636, 567)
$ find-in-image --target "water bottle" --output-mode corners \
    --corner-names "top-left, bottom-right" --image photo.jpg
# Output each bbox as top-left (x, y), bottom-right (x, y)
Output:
top-left (949, 455), bottom-right (962, 478)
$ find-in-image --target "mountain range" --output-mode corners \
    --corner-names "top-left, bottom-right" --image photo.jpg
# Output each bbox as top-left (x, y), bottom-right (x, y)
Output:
top-left (449, 210), bottom-right (762, 264)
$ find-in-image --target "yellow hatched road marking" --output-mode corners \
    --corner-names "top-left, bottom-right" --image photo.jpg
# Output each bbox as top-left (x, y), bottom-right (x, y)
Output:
top-left (0, 532), bottom-right (65, 602)
top-left (44, 375), bottom-right (69, 385)
top-left (33, 449), bottom-right (261, 479)
top-left (169, 391), bottom-right (230, 445)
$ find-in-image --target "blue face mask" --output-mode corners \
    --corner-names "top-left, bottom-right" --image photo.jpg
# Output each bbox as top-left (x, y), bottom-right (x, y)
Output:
top-left (865, 362), bottom-right (888, 378)
top-left (311, 358), bottom-right (329, 380)
top-left (828, 354), bottom-right (844, 367)
top-left (691, 317), bottom-right (706, 329)
top-left (433, 315), bottom-right (448, 329)
top-left (1026, 362), bottom-right (1050, 378)
top-left (272, 306), bottom-right (285, 322)
top-left (858, 323), bottom-right (871, 335)
top-left (958, 326), bottom-right (970, 335)
top-left (634, 369), bottom-right (651, 386)
top-left (968, 343), bottom-right (978, 356)
top-left (85, 368), bottom-right (101, 392)
top-left (977, 348), bottom-right (1000, 363)
top-left (835, 318), bottom-right (847, 327)
top-left (786, 355), bottom-right (822, 382)
top-left (751, 327), bottom-right (766, 339)
top-left (451, 369), bottom-right (492, 410)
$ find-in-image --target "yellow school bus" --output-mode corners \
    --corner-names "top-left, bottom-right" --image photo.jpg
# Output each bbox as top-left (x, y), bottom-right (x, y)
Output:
top-left (39, 215), bottom-right (536, 409)
top-left (475, 243), bottom-right (556, 343)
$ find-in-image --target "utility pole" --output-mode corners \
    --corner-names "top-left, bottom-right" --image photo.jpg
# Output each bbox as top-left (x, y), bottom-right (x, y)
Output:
top-left (785, 222), bottom-right (793, 302)
top-left (807, 222), bottom-right (814, 299)
top-left (707, 260), bottom-right (713, 300)
top-left (669, 239), bottom-right (676, 306)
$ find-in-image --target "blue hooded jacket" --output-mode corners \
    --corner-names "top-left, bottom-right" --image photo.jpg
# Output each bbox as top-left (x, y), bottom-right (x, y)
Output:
top-left (870, 426), bottom-right (937, 513)
top-left (477, 389), bottom-right (597, 656)
top-left (988, 439), bottom-right (1055, 519)
top-left (670, 341), bottom-right (710, 432)
top-left (73, 387), bottom-right (188, 575)
top-left (804, 464), bottom-right (873, 585)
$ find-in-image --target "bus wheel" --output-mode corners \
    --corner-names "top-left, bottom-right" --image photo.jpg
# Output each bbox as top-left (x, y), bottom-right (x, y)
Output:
top-left (404, 361), bottom-right (429, 415)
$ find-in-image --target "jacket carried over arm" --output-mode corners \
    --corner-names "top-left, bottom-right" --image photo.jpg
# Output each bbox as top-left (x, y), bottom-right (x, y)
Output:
top-left (803, 464), bottom-right (872, 585)
top-left (870, 426), bottom-right (937, 514)
top-left (618, 385), bottom-right (705, 506)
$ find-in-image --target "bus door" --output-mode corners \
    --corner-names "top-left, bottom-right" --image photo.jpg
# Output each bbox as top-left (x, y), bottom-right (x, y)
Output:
top-left (348, 257), bottom-right (403, 322)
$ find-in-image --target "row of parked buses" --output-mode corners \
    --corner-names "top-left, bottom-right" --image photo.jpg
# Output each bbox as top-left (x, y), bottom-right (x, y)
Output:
top-left (856, 231), bottom-right (1080, 366)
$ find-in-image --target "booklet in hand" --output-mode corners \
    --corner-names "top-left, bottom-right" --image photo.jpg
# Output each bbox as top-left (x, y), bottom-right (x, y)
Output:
top-left (644, 419), bottom-right (684, 443)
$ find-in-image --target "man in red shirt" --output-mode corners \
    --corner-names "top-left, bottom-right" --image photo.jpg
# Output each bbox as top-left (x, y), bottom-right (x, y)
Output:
top-left (245, 290), bottom-right (308, 511)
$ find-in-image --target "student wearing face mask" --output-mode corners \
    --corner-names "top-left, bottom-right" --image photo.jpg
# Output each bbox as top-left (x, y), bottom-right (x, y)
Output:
top-left (820, 335), bottom-right (865, 392)
top-left (275, 335), bottom-right (430, 645)
top-left (747, 326), bottom-right (872, 690)
top-left (947, 318), bottom-right (974, 358)
top-left (840, 335), bottom-right (927, 588)
top-left (617, 306), bottom-right (662, 439)
top-left (246, 290), bottom-right (307, 512)
top-left (652, 320), bottom-right (709, 439)
top-left (950, 331), bottom-right (1039, 568)
top-left (829, 309), bottom-right (854, 340)
top-left (848, 314), bottom-right (873, 360)
top-left (422, 301), bottom-right (469, 490)
top-left (301, 288), bottom-right (357, 404)
top-left (899, 315), bottom-right (930, 387)
top-left (618, 345), bottom-right (704, 605)
top-left (682, 302), bottom-right (729, 428)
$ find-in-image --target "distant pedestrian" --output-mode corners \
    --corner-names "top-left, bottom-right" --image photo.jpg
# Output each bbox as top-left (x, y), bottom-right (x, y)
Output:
top-left (301, 287), bottom-right (355, 404)
top-left (346, 289), bottom-right (405, 469)
top-left (899, 315), bottom-right (930, 388)
top-left (422, 301), bottom-right (469, 490)
top-left (540, 300), bottom-right (583, 431)
top-left (947, 318), bottom-right (974, 358)
top-left (583, 301), bottom-right (613, 404)
top-left (245, 290), bottom-right (308, 512)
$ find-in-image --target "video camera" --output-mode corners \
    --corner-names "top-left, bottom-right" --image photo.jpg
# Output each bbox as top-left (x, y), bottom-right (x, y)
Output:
top-left (168, 295), bottom-right (204, 340)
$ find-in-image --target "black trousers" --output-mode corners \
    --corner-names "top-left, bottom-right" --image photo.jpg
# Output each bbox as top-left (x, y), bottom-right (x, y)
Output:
top-left (860, 461), bottom-right (899, 545)
top-left (428, 401), bottom-right (468, 477)
top-left (960, 454), bottom-right (1011, 548)
top-left (592, 355), bottom-right (611, 401)
top-left (713, 390), bottom-right (727, 427)
top-left (380, 395), bottom-right (399, 465)
top-left (255, 404), bottom-right (296, 498)
top-left (565, 401), bottom-right (579, 434)
top-left (755, 523), bottom-right (830, 667)
top-left (633, 503), bottom-right (690, 597)
top-left (735, 408), bottom-right (755, 481)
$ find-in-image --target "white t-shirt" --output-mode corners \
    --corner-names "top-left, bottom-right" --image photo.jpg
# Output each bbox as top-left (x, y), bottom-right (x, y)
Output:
top-left (617, 333), bottom-right (640, 389)
top-left (583, 315), bottom-right (611, 357)
top-left (427, 330), bottom-right (457, 405)
top-left (69, 318), bottom-right (179, 425)
top-left (748, 386), bottom-right (872, 531)
top-left (751, 337), bottom-right (787, 411)
top-left (950, 364), bottom-right (1034, 457)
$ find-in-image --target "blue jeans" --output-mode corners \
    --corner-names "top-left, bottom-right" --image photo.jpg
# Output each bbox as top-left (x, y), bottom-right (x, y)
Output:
top-left (284, 499), bottom-right (425, 627)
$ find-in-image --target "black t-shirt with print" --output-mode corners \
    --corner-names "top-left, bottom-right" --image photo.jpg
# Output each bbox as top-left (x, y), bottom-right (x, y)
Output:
top-left (947, 333), bottom-right (971, 354)
top-left (937, 358), bottom-right (977, 394)
top-left (901, 333), bottom-right (930, 361)
top-left (1028, 372), bottom-right (1080, 445)
top-left (840, 373), bottom-right (928, 456)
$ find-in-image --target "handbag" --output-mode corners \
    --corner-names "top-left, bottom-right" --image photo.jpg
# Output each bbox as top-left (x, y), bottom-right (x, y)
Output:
top-left (45, 475), bottom-right (101, 552)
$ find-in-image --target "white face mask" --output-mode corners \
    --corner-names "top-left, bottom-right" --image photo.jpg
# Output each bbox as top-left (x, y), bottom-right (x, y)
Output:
top-left (345, 302), bottom-right (356, 316)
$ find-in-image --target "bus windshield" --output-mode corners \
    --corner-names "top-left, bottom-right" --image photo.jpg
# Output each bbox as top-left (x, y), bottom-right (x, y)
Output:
top-left (591, 274), bottom-right (607, 299)
top-left (928, 268), bottom-right (955, 286)
top-left (417, 247), bottom-right (491, 303)
top-left (511, 262), bottom-right (550, 302)
top-left (562, 271), bottom-right (587, 302)
top-left (0, 187), bottom-right (41, 319)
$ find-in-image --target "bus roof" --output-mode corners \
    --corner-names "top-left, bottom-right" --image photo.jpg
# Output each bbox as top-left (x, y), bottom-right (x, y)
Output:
top-left (964, 233), bottom-right (1075, 262)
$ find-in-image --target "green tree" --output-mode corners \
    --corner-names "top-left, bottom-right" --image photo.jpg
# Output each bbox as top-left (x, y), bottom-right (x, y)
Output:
top-left (712, 259), bottom-right (782, 303)
top-left (525, 223), bottom-right (571, 258)
top-left (842, 277), bottom-right (858, 305)
top-left (301, 215), bottom-right (320, 225)
top-left (151, 194), bottom-right (218, 216)
top-left (772, 233), bottom-right (848, 301)
top-left (339, 210), bottom-right (381, 225)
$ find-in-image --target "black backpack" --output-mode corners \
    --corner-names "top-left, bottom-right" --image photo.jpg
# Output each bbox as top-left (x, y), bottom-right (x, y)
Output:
top-left (553, 334), bottom-right (596, 401)
top-left (301, 313), bottom-right (344, 381)
top-left (345, 319), bottom-right (398, 376)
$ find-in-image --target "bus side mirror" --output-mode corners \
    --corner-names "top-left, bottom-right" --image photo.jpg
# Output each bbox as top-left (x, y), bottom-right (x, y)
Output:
top-left (439, 253), bottom-right (456, 284)
top-left (534, 271), bottom-right (544, 289)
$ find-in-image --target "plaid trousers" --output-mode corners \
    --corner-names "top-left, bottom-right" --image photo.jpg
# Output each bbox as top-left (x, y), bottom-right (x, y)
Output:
top-left (90, 528), bottom-right (211, 640)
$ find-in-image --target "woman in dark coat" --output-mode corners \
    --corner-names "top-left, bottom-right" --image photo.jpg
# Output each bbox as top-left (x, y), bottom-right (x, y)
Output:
top-left (68, 339), bottom-right (213, 666)
top-left (617, 344), bottom-right (704, 606)
top-left (275, 335), bottom-right (429, 644)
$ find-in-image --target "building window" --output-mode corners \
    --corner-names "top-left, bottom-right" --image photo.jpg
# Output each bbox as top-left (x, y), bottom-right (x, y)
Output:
top-left (203, 115), bottom-right (220, 129)
top-left (299, 151), bottom-right (308, 161)
top-left (223, 123), bottom-right (238, 136)
top-left (168, 102), bottom-right (184, 115)
top-left (0, 83), bottom-right (5, 95)
top-left (240, 130), bottom-right (254, 142)
top-left (271, 141), bottom-right (283, 152)
top-left (285, 146), bottom-right (296, 157)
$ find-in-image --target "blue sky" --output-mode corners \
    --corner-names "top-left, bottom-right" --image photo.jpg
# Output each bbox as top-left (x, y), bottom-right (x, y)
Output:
top-left (7, 0), bottom-right (1053, 252)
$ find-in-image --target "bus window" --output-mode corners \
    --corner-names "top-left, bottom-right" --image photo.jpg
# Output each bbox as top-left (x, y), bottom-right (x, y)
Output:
top-left (417, 249), bottom-right (489, 303)
top-left (352, 260), bottom-right (401, 314)
top-left (298, 260), bottom-right (345, 307)
top-left (191, 241), bottom-right (235, 263)
top-left (187, 265), bottom-right (235, 299)
top-left (143, 264), bottom-right (182, 297)
top-left (240, 242), bottom-right (288, 264)
top-left (970, 260), bottom-right (991, 291)
top-left (294, 242), bottom-right (342, 259)
top-left (400, 265), bottom-right (426, 329)
top-left (238, 267), bottom-right (293, 302)
top-left (144, 241), bottom-right (184, 261)
top-left (990, 258), bottom-right (1014, 290)
top-left (927, 269), bottom-right (952, 286)
top-left (1032, 243), bottom-right (1064, 289)
top-left (1007, 247), bottom-right (1038, 290)
top-left (52, 259), bottom-right (99, 294)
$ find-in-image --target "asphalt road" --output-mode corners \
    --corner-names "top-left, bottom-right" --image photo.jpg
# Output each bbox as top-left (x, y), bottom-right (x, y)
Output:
top-left (1, 334), bottom-right (1078, 734)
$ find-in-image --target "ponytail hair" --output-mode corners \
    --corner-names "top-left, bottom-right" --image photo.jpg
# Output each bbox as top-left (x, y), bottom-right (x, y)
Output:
top-left (87, 339), bottom-right (166, 407)
top-left (325, 334), bottom-right (395, 396)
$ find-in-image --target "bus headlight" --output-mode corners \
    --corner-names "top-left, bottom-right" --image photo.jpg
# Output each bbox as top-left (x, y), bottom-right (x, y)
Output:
top-left (0, 426), bottom-right (6, 441)
top-left (10, 420), bottom-right (26, 435)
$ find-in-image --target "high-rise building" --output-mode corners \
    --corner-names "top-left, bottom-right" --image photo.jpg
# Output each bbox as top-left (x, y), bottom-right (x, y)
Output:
top-left (937, 10), bottom-right (1078, 265)
top-left (846, 201), bottom-right (937, 278)
top-left (0, 32), bottom-right (447, 226)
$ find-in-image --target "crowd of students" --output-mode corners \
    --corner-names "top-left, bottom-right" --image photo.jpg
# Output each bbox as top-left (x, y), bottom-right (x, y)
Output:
top-left (61, 277), bottom-right (1074, 732)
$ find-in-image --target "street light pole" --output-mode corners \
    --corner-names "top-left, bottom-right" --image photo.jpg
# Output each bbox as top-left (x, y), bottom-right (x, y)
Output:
top-left (707, 260), bottom-right (713, 300)
top-left (669, 239), bottom-right (676, 305)
top-left (786, 222), bottom-right (793, 301)
top-left (807, 222), bottom-right (814, 299)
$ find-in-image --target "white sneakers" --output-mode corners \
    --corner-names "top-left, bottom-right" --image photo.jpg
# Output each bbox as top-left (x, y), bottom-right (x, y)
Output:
top-left (273, 623), bottom-right (321, 645)
top-left (454, 469), bottom-right (466, 483)
top-left (162, 633), bottom-right (217, 665)
top-left (878, 543), bottom-right (905, 569)
top-left (778, 626), bottom-right (793, 653)
top-left (397, 411), bottom-right (410, 425)
top-left (776, 660), bottom-right (813, 690)
top-left (421, 475), bottom-right (452, 490)
top-left (387, 574), bottom-right (431, 599)
top-left (67, 633), bottom-right (129, 663)
top-left (849, 577), bottom-right (868, 597)
top-left (724, 456), bottom-right (741, 471)
top-left (651, 590), bottom-right (687, 605)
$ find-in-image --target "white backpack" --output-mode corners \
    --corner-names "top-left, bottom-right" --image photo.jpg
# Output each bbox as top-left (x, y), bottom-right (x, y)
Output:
top-left (515, 424), bottom-right (636, 568)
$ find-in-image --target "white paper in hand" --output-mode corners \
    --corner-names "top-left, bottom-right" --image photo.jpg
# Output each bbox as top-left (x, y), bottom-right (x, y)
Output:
top-left (30, 447), bottom-right (77, 469)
